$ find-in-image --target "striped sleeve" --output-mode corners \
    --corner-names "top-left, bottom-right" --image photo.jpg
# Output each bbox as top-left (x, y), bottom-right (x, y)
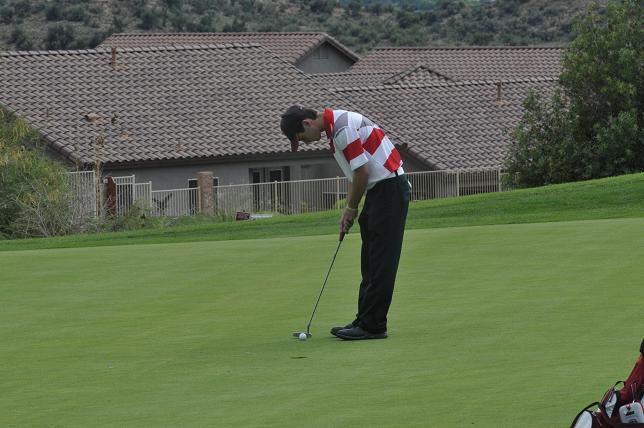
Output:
top-left (334, 127), bottom-right (368, 171)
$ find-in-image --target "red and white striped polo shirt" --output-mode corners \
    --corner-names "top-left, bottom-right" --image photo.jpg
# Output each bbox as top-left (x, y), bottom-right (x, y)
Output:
top-left (324, 108), bottom-right (403, 189)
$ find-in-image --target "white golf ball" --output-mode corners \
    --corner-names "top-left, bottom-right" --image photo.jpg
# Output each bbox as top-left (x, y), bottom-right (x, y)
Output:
top-left (298, 333), bottom-right (308, 341)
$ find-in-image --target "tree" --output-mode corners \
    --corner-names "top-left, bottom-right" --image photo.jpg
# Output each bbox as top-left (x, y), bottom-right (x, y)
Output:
top-left (310, 0), bottom-right (335, 15)
top-left (162, 0), bottom-right (183, 10)
top-left (0, 6), bottom-right (14, 24)
top-left (111, 15), bottom-right (125, 33)
top-left (45, 2), bottom-right (63, 21)
top-left (64, 5), bottom-right (87, 22)
top-left (346, 0), bottom-right (362, 18)
top-left (10, 26), bottom-right (33, 50)
top-left (367, 2), bottom-right (382, 16)
top-left (169, 11), bottom-right (189, 31)
top-left (0, 110), bottom-right (73, 238)
top-left (223, 17), bottom-right (246, 32)
top-left (139, 7), bottom-right (161, 30)
top-left (45, 24), bottom-right (75, 50)
top-left (505, 0), bottom-right (643, 187)
top-left (12, 0), bottom-right (31, 18)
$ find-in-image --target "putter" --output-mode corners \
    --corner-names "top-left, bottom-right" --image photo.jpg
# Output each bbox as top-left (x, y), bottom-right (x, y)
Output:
top-left (293, 232), bottom-right (345, 339)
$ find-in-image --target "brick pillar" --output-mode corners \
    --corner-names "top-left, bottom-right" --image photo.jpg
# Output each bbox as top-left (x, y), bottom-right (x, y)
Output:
top-left (198, 171), bottom-right (214, 216)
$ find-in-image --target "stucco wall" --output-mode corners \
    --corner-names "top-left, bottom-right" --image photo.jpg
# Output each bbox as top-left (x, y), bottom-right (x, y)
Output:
top-left (102, 150), bottom-right (427, 191)
top-left (103, 155), bottom-right (342, 190)
top-left (297, 42), bottom-right (355, 74)
top-left (398, 154), bottom-right (427, 173)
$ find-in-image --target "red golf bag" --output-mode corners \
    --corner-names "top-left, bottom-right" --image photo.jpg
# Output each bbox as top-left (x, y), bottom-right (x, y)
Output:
top-left (571, 339), bottom-right (644, 427)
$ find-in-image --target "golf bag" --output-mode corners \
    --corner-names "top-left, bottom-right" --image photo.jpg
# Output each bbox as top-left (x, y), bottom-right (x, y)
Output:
top-left (571, 339), bottom-right (644, 428)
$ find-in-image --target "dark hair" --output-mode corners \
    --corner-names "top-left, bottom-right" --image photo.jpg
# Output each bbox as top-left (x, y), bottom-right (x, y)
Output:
top-left (280, 105), bottom-right (317, 142)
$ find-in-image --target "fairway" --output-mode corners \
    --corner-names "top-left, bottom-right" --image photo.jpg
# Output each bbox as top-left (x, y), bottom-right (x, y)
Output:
top-left (2, 218), bottom-right (643, 427)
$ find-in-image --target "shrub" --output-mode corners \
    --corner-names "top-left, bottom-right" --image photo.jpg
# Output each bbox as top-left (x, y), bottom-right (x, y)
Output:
top-left (9, 26), bottom-right (33, 50)
top-left (139, 7), bottom-right (161, 30)
top-left (64, 5), bottom-right (87, 22)
top-left (223, 17), bottom-right (246, 32)
top-left (13, 0), bottom-right (31, 18)
top-left (0, 7), bottom-right (14, 24)
top-left (46, 3), bottom-right (63, 21)
top-left (0, 110), bottom-right (74, 238)
top-left (45, 24), bottom-right (76, 50)
top-left (111, 16), bottom-right (125, 33)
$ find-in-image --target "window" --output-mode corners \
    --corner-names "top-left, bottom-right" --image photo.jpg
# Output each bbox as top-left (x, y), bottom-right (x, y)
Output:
top-left (268, 168), bottom-right (282, 182)
top-left (249, 166), bottom-right (291, 213)
top-left (250, 166), bottom-right (290, 183)
top-left (314, 45), bottom-right (329, 60)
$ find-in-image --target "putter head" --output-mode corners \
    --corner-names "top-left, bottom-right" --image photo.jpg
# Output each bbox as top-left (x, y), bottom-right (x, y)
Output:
top-left (292, 332), bottom-right (312, 338)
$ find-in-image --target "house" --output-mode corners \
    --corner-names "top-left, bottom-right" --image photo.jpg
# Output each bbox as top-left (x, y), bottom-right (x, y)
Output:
top-left (0, 39), bottom-right (560, 194)
top-left (310, 46), bottom-right (563, 172)
top-left (0, 44), bottom-right (355, 189)
top-left (99, 32), bottom-right (360, 74)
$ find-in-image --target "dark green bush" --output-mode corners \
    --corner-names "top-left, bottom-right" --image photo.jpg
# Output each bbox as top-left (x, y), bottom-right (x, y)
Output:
top-left (506, 0), bottom-right (644, 187)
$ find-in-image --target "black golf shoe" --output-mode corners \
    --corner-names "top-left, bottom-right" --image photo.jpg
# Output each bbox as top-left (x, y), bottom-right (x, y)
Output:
top-left (335, 326), bottom-right (388, 340)
top-left (330, 323), bottom-right (355, 337)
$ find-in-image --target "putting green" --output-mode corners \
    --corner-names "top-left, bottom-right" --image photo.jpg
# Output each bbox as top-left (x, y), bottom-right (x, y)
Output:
top-left (1, 218), bottom-right (642, 427)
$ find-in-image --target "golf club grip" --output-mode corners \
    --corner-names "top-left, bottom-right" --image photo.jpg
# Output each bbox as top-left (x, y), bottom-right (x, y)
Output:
top-left (339, 231), bottom-right (346, 242)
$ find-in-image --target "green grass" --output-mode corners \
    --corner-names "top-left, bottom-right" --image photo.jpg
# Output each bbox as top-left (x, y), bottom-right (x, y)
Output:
top-left (1, 172), bottom-right (643, 252)
top-left (1, 218), bottom-right (643, 426)
top-left (1, 173), bottom-right (643, 426)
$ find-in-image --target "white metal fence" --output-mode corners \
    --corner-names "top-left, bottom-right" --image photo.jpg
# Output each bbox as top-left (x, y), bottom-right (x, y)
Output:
top-left (214, 177), bottom-right (350, 217)
top-left (113, 175), bottom-right (135, 216)
top-left (68, 168), bottom-right (506, 219)
top-left (407, 168), bottom-right (503, 200)
top-left (67, 170), bottom-right (97, 220)
top-left (111, 178), bottom-right (199, 217)
top-left (150, 188), bottom-right (200, 217)
top-left (214, 168), bottom-right (504, 216)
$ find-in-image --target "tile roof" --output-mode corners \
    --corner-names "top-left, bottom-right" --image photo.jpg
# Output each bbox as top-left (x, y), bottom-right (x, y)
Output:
top-left (309, 71), bottom-right (396, 89)
top-left (310, 66), bottom-right (453, 90)
top-left (381, 65), bottom-right (454, 85)
top-left (334, 78), bottom-right (558, 170)
top-left (0, 44), bottom-right (339, 166)
top-left (99, 32), bottom-right (359, 66)
top-left (349, 46), bottom-right (564, 81)
top-left (1, 43), bottom-right (561, 171)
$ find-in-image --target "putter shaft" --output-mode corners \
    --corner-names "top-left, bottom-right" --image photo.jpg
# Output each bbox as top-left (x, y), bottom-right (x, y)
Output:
top-left (305, 236), bottom-right (344, 334)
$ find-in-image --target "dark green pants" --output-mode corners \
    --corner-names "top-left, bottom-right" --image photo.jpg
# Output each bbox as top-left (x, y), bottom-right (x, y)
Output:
top-left (355, 174), bottom-right (410, 334)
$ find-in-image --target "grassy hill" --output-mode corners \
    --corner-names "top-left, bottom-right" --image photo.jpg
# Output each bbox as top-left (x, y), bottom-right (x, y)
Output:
top-left (0, 0), bottom-right (594, 53)
top-left (1, 172), bottom-right (642, 252)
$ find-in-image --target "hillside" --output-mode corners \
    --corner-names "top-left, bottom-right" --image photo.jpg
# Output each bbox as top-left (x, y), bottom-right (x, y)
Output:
top-left (0, 0), bottom-right (595, 53)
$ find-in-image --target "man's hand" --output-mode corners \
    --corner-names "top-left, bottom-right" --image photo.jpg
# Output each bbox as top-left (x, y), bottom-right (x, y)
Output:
top-left (340, 206), bottom-right (358, 237)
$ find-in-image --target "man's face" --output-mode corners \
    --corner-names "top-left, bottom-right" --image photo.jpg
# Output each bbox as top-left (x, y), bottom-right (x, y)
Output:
top-left (295, 119), bottom-right (322, 144)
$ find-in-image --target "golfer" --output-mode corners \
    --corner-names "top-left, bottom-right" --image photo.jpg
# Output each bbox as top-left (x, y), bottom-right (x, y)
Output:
top-left (280, 106), bottom-right (410, 340)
